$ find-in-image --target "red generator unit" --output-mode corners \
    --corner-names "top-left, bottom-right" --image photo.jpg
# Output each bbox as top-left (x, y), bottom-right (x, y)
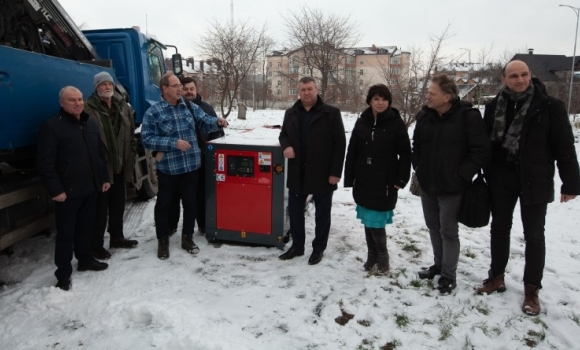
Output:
top-left (204, 128), bottom-right (288, 248)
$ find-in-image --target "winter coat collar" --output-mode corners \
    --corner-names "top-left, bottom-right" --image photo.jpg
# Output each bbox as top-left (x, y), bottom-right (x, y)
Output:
top-left (292, 95), bottom-right (325, 112)
top-left (421, 98), bottom-right (473, 120)
top-left (360, 106), bottom-right (401, 125)
top-left (60, 107), bottom-right (89, 124)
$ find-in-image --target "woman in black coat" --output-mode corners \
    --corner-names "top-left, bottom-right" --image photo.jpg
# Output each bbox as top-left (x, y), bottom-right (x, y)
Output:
top-left (344, 84), bottom-right (411, 272)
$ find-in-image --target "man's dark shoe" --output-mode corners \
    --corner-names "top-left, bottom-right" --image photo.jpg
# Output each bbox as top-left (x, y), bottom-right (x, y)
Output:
top-left (437, 276), bottom-right (457, 295)
top-left (278, 247), bottom-right (304, 260)
top-left (78, 260), bottom-right (108, 272)
top-left (110, 237), bottom-right (139, 249)
top-left (418, 265), bottom-right (441, 280)
top-left (199, 228), bottom-right (206, 236)
top-left (182, 234), bottom-right (200, 254)
top-left (158, 237), bottom-right (169, 260)
top-left (92, 246), bottom-right (112, 260)
top-left (308, 251), bottom-right (324, 265)
top-left (55, 279), bottom-right (71, 291)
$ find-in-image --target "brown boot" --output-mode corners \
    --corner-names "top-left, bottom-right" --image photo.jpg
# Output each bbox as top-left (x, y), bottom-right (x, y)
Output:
top-left (476, 271), bottom-right (506, 295)
top-left (522, 284), bottom-right (541, 316)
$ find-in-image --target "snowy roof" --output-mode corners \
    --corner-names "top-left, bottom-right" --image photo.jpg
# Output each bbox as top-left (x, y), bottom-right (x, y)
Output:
top-left (268, 45), bottom-right (404, 57)
top-left (436, 62), bottom-right (484, 72)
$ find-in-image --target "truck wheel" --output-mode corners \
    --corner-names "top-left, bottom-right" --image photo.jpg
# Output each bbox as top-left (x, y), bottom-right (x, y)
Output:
top-left (136, 149), bottom-right (158, 200)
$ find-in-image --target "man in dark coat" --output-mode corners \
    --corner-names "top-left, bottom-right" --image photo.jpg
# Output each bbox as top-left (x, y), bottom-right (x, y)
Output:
top-left (278, 77), bottom-right (346, 265)
top-left (37, 86), bottom-right (111, 291)
top-left (412, 74), bottom-right (490, 294)
top-left (167, 76), bottom-right (222, 236)
top-left (84, 71), bottom-right (139, 260)
top-left (475, 60), bottom-right (580, 316)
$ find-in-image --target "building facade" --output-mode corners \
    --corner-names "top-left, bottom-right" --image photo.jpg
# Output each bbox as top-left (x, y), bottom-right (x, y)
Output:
top-left (265, 45), bottom-right (410, 111)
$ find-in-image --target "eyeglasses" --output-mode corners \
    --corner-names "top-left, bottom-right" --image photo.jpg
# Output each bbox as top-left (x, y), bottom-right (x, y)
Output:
top-left (168, 84), bottom-right (183, 89)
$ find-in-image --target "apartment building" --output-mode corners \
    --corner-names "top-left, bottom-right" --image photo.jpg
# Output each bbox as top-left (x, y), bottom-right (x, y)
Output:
top-left (266, 45), bottom-right (410, 109)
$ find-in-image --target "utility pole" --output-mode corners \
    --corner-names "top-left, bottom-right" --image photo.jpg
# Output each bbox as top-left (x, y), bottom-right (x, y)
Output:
top-left (559, 4), bottom-right (580, 118)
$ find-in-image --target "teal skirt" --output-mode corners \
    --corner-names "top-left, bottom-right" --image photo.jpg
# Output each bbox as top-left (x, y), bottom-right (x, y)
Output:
top-left (356, 205), bottom-right (394, 228)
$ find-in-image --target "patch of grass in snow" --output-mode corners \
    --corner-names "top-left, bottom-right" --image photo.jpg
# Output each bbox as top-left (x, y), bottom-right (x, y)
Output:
top-left (474, 300), bottom-right (491, 315)
top-left (471, 321), bottom-right (494, 337)
top-left (439, 322), bottom-right (454, 341)
top-left (464, 247), bottom-right (477, 259)
top-left (314, 302), bottom-right (324, 317)
top-left (410, 279), bottom-right (423, 288)
top-left (395, 313), bottom-right (410, 329)
top-left (436, 303), bottom-right (462, 341)
top-left (567, 312), bottom-right (580, 326)
top-left (380, 340), bottom-right (401, 350)
top-left (357, 319), bottom-right (371, 327)
top-left (462, 335), bottom-right (474, 350)
top-left (524, 329), bottom-right (546, 347)
top-left (402, 242), bottom-right (421, 254)
top-left (532, 317), bottom-right (548, 330)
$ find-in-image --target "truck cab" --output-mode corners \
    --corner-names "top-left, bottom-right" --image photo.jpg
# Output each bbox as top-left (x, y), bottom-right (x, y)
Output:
top-left (0, 0), bottom-right (182, 252)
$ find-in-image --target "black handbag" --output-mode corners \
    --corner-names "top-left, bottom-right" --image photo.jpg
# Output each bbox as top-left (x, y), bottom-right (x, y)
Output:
top-left (458, 170), bottom-right (490, 228)
top-left (410, 172), bottom-right (421, 196)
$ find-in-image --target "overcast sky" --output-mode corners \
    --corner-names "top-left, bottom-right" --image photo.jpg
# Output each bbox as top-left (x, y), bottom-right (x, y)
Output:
top-left (60, 0), bottom-right (579, 63)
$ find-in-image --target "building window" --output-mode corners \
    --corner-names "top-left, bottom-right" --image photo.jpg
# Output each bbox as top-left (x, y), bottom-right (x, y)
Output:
top-left (390, 68), bottom-right (400, 75)
top-left (277, 62), bottom-right (282, 67)
top-left (359, 80), bottom-right (363, 85)
top-left (347, 56), bottom-right (354, 64)
top-left (289, 88), bottom-right (297, 95)
top-left (277, 89), bottom-right (281, 95)
top-left (289, 67), bottom-right (298, 74)
top-left (267, 71), bottom-right (272, 77)
top-left (277, 80), bottom-right (282, 86)
top-left (360, 60), bottom-right (364, 65)
top-left (359, 69), bottom-right (364, 75)
top-left (391, 56), bottom-right (400, 64)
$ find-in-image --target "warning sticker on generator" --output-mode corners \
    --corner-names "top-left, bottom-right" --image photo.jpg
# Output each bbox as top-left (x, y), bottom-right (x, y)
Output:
top-left (258, 152), bottom-right (272, 165)
top-left (216, 174), bottom-right (226, 182)
top-left (218, 154), bottom-right (225, 171)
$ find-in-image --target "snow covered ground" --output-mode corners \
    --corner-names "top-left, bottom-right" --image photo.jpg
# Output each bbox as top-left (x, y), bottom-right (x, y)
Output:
top-left (1, 109), bottom-right (580, 350)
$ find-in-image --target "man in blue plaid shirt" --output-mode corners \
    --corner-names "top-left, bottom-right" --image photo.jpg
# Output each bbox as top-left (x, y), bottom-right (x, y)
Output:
top-left (142, 73), bottom-right (228, 259)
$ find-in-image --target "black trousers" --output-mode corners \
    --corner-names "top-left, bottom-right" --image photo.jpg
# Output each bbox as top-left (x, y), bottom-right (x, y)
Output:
top-left (92, 172), bottom-right (126, 248)
top-left (54, 191), bottom-right (97, 281)
top-left (168, 156), bottom-right (206, 232)
top-left (489, 166), bottom-right (548, 287)
top-left (155, 170), bottom-right (198, 239)
top-left (288, 190), bottom-right (333, 253)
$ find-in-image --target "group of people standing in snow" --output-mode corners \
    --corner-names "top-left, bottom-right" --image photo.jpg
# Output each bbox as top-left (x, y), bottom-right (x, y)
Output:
top-left (36, 72), bottom-right (227, 291)
top-left (37, 59), bottom-right (579, 317)
top-left (277, 60), bottom-right (579, 316)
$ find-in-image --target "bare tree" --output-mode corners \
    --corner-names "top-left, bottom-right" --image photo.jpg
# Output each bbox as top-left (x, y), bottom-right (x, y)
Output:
top-left (198, 20), bottom-right (267, 118)
top-left (283, 6), bottom-right (360, 102)
top-left (374, 23), bottom-right (453, 128)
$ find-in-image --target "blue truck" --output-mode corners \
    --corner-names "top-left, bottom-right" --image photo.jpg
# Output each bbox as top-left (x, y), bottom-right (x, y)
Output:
top-left (0, 0), bottom-right (183, 252)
